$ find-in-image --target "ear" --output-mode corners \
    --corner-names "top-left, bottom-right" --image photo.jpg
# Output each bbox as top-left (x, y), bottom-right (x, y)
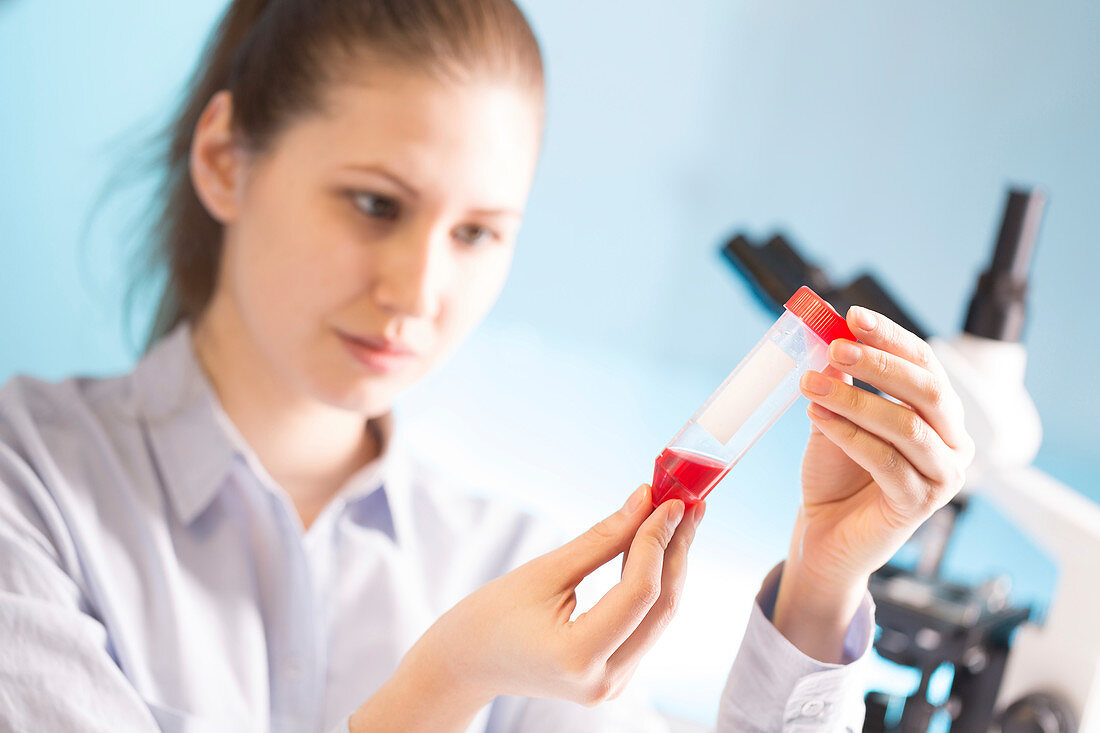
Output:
top-left (190, 90), bottom-right (245, 224)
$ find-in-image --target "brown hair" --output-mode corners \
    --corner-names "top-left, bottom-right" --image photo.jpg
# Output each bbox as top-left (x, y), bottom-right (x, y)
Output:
top-left (140, 0), bottom-right (544, 350)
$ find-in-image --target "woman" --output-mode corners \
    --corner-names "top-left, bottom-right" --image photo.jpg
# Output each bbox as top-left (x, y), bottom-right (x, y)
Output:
top-left (0, 1), bottom-right (974, 731)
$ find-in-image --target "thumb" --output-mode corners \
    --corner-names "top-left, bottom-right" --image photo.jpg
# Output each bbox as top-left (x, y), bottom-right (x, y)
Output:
top-left (550, 484), bottom-right (654, 585)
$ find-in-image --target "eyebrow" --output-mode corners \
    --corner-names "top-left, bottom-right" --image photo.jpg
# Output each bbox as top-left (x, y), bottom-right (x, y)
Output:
top-left (467, 206), bottom-right (523, 219)
top-left (342, 164), bottom-right (523, 219)
top-left (342, 164), bottom-right (420, 198)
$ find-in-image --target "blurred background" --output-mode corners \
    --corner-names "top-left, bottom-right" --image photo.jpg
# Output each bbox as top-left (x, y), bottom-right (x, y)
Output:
top-left (2, 0), bottom-right (1098, 729)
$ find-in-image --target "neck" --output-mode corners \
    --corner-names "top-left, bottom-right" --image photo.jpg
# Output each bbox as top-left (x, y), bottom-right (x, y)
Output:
top-left (190, 293), bottom-right (380, 526)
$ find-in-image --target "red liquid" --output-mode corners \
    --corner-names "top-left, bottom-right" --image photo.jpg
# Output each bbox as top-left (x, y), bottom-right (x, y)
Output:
top-left (651, 447), bottom-right (731, 506)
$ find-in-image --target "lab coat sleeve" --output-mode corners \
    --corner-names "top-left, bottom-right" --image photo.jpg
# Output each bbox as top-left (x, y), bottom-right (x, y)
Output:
top-left (0, 443), bottom-right (161, 732)
top-left (717, 562), bottom-right (875, 732)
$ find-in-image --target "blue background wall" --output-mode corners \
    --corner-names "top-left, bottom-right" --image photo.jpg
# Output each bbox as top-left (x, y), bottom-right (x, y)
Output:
top-left (3, 1), bottom-right (1098, 726)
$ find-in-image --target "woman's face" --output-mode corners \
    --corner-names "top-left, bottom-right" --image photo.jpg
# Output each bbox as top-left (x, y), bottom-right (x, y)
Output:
top-left (207, 65), bottom-right (542, 415)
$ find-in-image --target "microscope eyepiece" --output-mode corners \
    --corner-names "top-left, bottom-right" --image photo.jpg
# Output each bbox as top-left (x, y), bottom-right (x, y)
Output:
top-left (963, 188), bottom-right (1047, 342)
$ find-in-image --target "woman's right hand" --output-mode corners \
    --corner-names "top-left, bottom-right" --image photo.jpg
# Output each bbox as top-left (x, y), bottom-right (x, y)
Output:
top-left (350, 484), bottom-right (703, 733)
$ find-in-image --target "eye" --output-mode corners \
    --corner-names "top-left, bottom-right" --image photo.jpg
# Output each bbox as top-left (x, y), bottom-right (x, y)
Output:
top-left (453, 224), bottom-right (498, 247)
top-left (350, 191), bottom-right (400, 221)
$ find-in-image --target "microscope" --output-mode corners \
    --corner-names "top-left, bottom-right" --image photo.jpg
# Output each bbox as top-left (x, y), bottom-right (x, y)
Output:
top-left (721, 189), bottom-right (1100, 732)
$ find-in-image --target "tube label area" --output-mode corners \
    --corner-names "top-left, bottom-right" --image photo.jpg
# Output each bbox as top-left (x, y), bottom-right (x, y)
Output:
top-left (697, 340), bottom-right (796, 445)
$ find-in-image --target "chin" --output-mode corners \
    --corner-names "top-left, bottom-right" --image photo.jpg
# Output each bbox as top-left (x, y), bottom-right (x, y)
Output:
top-left (319, 364), bottom-right (425, 417)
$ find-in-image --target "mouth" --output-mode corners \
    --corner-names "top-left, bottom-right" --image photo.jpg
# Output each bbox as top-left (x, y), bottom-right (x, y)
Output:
top-left (335, 330), bottom-right (420, 374)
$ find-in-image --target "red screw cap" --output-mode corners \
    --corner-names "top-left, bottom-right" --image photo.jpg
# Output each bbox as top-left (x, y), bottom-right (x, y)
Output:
top-left (784, 286), bottom-right (858, 345)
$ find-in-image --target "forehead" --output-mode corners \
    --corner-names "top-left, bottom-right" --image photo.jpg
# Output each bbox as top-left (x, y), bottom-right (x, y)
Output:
top-left (277, 64), bottom-right (543, 206)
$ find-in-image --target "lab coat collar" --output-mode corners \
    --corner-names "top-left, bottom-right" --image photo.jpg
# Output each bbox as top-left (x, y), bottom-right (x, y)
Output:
top-left (131, 320), bottom-right (401, 541)
top-left (131, 321), bottom-right (236, 527)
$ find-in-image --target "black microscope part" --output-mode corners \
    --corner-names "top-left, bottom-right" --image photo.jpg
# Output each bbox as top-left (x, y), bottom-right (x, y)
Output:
top-left (963, 188), bottom-right (1047, 343)
top-left (720, 233), bottom-right (929, 341)
top-left (722, 234), bottom-right (830, 317)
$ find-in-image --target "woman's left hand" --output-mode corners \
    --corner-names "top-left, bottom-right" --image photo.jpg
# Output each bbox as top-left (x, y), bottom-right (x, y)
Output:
top-left (772, 305), bottom-right (976, 663)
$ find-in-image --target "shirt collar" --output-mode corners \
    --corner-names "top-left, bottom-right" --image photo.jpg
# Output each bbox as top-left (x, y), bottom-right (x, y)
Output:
top-left (131, 320), bottom-right (403, 540)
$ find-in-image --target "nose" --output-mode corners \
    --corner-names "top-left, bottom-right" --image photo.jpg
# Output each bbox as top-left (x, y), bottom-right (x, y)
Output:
top-left (369, 221), bottom-right (445, 320)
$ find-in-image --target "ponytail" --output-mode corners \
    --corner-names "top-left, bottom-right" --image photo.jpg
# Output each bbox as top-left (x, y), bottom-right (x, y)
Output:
top-left (143, 0), bottom-right (274, 348)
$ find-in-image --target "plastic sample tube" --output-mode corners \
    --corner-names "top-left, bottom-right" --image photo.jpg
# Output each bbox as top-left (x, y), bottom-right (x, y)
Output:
top-left (652, 286), bottom-right (857, 506)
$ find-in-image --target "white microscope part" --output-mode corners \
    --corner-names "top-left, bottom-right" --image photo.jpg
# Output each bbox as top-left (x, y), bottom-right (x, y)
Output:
top-left (931, 333), bottom-right (1100, 732)
top-left (930, 334), bottom-right (1043, 475)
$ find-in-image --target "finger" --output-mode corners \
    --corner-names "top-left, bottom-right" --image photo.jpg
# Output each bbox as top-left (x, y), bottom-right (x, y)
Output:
top-left (805, 364), bottom-right (851, 436)
top-left (621, 496), bottom-right (703, 576)
top-left (801, 370), bottom-right (957, 485)
top-left (846, 306), bottom-right (948, 380)
top-left (823, 339), bottom-right (968, 450)
top-left (807, 402), bottom-right (957, 519)
top-left (621, 495), bottom-right (707, 578)
top-left (820, 362), bottom-right (853, 384)
top-left (551, 484), bottom-right (654, 585)
top-left (572, 499), bottom-right (685, 659)
top-left (607, 502), bottom-right (704, 680)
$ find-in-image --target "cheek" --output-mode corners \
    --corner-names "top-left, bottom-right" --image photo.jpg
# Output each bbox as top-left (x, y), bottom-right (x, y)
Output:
top-left (229, 192), bottom-right (363, 351)
top-left (435, 249), bottom-right (513, 347)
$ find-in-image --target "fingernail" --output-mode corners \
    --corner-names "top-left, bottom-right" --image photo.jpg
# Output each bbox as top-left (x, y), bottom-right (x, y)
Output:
top-left (808, 402), bottom-right (833, 421)
top-left (830, 340), bottom-right (861, 366)
top-left (666, 500), bottom-right (684, 528)
top-left (851, 306), bottom-right (876, 332)
top-left (625, 485), bottom-right (647, 512)
top-left (802, 371), bottom-right (833, 396)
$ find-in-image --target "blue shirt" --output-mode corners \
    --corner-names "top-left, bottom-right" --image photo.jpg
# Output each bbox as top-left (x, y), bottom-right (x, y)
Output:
top-left (0, 322), bottom-right (873, 732)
